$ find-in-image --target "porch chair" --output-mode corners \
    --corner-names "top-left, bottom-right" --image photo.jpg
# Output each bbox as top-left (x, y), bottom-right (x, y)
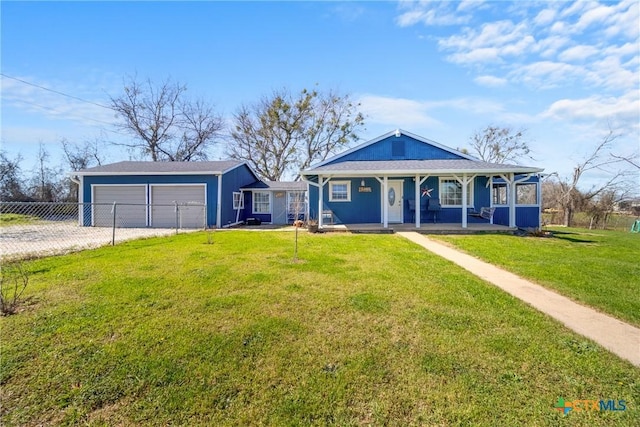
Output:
top-left (407, 199), bottom-right (416, 222)
top-left (468, 207), bottom-right (495, 222)
top-left (427, 198), bottom-right (441, 223)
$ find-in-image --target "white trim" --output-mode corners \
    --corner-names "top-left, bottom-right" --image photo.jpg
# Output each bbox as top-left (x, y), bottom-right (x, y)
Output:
top-left (438, 178), bottom-right (474, 207)
top-left (149, 183), bottom-right (207, 228)
top-left (91, 184), bottom-right (148, 227)
top-left (515, 182), bottom-right (538, 206)
top-left (252, 191), bottom-right (271, 214)
top-left (329, 180), bottom-right (351, 202)
top-left (232, 192), bottom-right (244, 210)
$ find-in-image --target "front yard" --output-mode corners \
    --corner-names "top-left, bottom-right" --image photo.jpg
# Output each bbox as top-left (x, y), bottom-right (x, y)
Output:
top-left (434, 227), bottom-right (640, 326)
top-left (1, 231), bottom-right (638, 426)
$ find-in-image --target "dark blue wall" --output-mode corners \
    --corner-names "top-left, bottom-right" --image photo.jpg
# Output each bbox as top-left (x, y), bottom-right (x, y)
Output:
top-left (323, 135), bottom-right (465, 166)
top-left (221, 165), bottom-right (258, 226)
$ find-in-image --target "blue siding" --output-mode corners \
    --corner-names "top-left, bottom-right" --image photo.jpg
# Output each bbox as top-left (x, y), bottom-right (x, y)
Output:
top-left (323, 134), bottom-right (465, 166)
top-left (243, 191), bottom-right (272, 224)
top-left (320, 178), bottom-right (381, 224)
top-left (221, 165), bottom-right (258, 226)
top-left (82, 164), bottom-right (258, 228)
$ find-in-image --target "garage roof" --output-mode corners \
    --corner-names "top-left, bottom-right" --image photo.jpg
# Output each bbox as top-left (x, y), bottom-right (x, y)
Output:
top-left (73, 160), bottom-right (250, 176)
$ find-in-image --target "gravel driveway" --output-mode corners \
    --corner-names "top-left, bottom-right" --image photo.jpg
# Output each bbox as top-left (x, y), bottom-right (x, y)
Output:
top-left (0, 222), bottom-right (183, 261)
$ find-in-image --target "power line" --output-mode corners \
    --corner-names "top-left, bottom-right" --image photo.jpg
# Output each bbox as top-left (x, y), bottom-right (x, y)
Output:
top-left (1, 73), bottom-right (113, 110)
top-left (9, 98), bottom-right (116, 126)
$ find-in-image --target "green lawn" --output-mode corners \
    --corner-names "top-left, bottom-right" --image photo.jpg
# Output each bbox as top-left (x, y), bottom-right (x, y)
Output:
top-left (434, 227), bottom-right (640, 327)
top-left (0, 213), bottom-right (40, 226)
top-left (1, 231), bottom-right (638, 426)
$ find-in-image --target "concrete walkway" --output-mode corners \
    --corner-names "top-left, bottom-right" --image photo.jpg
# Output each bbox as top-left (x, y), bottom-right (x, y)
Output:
top-left (398, 232), bottom-right (640, 367)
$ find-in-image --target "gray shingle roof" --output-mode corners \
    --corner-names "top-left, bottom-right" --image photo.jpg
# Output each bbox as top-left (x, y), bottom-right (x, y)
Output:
top-left (74, 160), bottom-right (246, 175)
top-left (304, 159), bottom-right (543, 175)
top-left (241, 181), bottom-right (307, 191)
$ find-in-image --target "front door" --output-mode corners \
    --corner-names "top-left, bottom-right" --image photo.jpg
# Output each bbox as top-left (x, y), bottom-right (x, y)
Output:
top-left (387, 180), bottom-right (403, 223)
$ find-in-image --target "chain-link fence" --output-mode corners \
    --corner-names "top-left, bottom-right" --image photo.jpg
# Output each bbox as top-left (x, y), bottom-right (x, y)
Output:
top-left (0, 202), bottom-right (207, 262)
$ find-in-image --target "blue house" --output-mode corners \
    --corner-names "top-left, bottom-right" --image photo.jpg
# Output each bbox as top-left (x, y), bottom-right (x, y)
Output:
top-left (72, 161), bottom-right (259, 228)
top-left (301, 129), bottom-right (544, 230)
top-left (239, 181), bottom-right (308, 225)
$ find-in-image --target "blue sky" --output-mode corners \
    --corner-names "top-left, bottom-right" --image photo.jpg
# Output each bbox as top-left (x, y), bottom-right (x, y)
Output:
top-left (1, 1), bottom-right (638, 189)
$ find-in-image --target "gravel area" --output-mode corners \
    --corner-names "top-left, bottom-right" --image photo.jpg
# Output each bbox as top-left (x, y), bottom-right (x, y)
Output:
top-left (0, 222), bottom-right (184, 261)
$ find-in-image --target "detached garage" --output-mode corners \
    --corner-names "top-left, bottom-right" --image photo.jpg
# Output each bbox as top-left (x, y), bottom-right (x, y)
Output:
top-left (72, 161), bottom-right (259, 228)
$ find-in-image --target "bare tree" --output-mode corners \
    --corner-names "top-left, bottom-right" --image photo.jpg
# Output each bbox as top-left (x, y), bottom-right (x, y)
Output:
top-left (62, 137), bottom-right (103, 171)
top-left (110, 76), bottom-right (223, 161)
top-left (228, 87), bottom-right (364, 180)
top-left (553, 128), bottom-right (633, 227)
top-left (0, 150), bottom-right (27, 201)
top-left (469, 125), bottom-right (532, 164)
top-left (27, 143), bottom-right (63, 202)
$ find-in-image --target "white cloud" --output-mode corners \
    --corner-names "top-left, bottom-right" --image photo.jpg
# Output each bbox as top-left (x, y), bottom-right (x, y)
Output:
top-left (474, 75), bottom-right (507, 87)
top-left (533, 8), bottom-right (557, 26)
top-left (395, 1), bottom-right (472, 27)
top-left (1, 75), bottom-right (116, 128)
top-left (357, 95), bottom-right (440, 128)
top-left (558, 44), bottom-right (600, 62)
top-left (540, 91), bottom-right (640, 127)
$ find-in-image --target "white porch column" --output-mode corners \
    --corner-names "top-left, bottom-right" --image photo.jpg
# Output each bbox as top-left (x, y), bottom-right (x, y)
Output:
top-left (216, 173), bottom-right (223, 228)
top-left (383, 176), bottom-right (389, 228)
top-left (415, 174), bottom-right (420, 228)
top-left (318, 176), bottom-right (326, 228)
top-left (508, 173), bottom-right (516, 228)
top-left (461, 174), bottom-right (468, 229)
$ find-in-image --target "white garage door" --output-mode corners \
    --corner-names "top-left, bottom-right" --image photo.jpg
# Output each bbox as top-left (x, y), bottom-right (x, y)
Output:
top-left (151, 185), bottom-right (206, 228)
top-left (92, 185), bottom-right (147, 227)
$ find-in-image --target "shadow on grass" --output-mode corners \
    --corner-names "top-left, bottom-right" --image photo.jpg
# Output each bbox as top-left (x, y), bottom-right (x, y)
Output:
top-left (548, 230), bottom-right (596, 244)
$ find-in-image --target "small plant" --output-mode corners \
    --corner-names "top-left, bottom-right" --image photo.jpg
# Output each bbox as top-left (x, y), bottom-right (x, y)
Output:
top-left (307, 216), bottom-right (319, 233)
top-left (207, 229), bottom-right (215, 244)
top-left (0, 262), bottom-right (29, 315)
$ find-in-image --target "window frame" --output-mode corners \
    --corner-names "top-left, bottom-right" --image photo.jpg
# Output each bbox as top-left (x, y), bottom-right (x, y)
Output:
top-left (232, 192), bottom-right (244, 210)
top-left (438, 178), bottom-right (473, 207)
top-left (329, 181), bottom-right (351, 202)
top-left (252, 191), bottom-right (271, 214)
top-left (287, 191), bottom-right (307, 215)
top-left (516, 183), bottom-right (538, 206)
top-left (492, 183), bottom-right (508, 206)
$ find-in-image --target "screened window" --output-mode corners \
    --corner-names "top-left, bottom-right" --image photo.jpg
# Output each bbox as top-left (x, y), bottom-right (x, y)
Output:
top-left (287, 191), bottom-right (306, 215)
top-left (329, 181), bottom-right (351, 202)
top-left (439, 179), bottom-right (473, 206)
top-left (233, 192), bottom-right (244, 210)
top-left (492, 184), bottom-right (508, 205)
top-left (516, 183), bottom-right (537, 205)
top-left (253, 192), bottom-right (270, 213)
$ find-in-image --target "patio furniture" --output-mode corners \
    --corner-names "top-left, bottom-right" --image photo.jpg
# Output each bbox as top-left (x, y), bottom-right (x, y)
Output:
top-left (427, 199), bottom-right (441, 223)
top-left (468, 207), bottom-right (495, 221)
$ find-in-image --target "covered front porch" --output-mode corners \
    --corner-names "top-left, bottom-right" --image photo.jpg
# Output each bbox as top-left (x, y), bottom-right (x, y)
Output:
top-left (319, 222), bottom-right (516, 234)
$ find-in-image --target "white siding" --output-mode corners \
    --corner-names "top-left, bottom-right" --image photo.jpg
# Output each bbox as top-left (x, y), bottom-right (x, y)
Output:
top-left (151, 185), bottom-right (206, 228)
top-left (92, 185), bottom-right (147, 227)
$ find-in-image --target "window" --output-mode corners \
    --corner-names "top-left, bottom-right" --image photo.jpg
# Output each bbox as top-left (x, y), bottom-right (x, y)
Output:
top-left (492, 184), bottom-right (508, 205)
top-left (253, 191), bottom-right (270, 213)
top-left (392, 140), bottom-right (405, 157)
top-left (233, 192), bottom-right (244, 210)
top-left (516, 183), bottom-right (537, 205)
top-left (287, 191), bottom-right (306, 215)
top-left (439, 179), bottom-right (473, 206)
top-left (329, 181), bottom-right (351, 202)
